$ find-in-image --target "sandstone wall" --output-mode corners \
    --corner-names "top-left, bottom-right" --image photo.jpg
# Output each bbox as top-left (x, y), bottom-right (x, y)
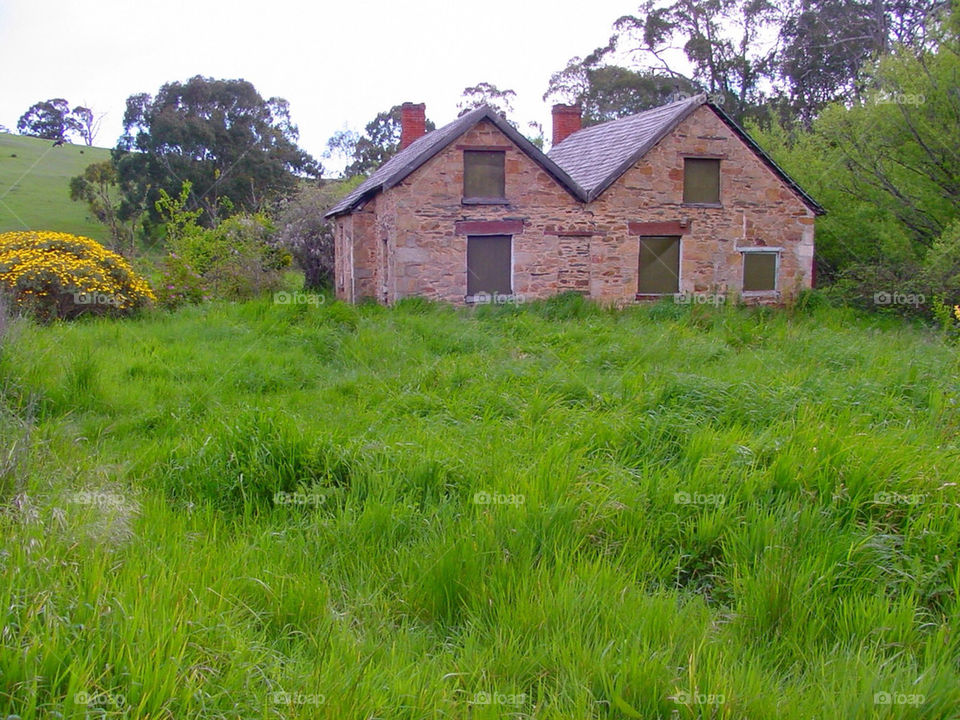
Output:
top-left (334, 107), bottom-right (815, 305)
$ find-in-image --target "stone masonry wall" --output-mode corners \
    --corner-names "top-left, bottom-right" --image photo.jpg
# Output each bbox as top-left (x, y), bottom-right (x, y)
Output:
top-left (333, 107), bottom-right (815, 305)
top-left (383, 119), bottom-right (586, 304)
top-left (334, 196), bottom-right (379, 302)
top-left (586, 105), bottom-right (815, 303)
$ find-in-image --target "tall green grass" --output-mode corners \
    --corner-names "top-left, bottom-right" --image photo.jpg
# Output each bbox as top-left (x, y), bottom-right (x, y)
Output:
top-left (1, 295), bottom-right (958, 718)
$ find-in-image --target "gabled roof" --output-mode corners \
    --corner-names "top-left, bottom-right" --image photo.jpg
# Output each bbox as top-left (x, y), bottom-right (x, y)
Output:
top-left (548, 94), bottom-right (704, 200)
top-left (326, 95), bottom-right (825, 218)
top-left (325, 105), bottom-right (587, 217)
top-left (548, 93), bottom-right (825, 214)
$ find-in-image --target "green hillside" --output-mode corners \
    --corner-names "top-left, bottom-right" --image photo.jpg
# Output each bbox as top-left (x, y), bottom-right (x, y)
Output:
top-left (0, 132), bottom-right (112, 242)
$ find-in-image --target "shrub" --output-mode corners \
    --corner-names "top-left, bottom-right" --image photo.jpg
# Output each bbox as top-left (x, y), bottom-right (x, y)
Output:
top-left (921, 219), bottom-right (960, 307)
top-left (823, 260), bottom-right (926, 317)
top-left (156, 183), bottom-right (289, 304)
top-left (271, 178), bottom-right (364, 290)
top-left (155, 252), bottom-right (209, 310)
top-left (272, 184), bottom-right (337, 290)
top-left (0, 231), bottom-right (155, 320)
top-left (202, 214), bottom-right (290, 301)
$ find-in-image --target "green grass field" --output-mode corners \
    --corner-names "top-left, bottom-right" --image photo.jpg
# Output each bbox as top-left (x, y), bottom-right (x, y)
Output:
top-left (0, 133), bottom-right (112, 243)
top-left (1, 295), bottom-right (959, 718)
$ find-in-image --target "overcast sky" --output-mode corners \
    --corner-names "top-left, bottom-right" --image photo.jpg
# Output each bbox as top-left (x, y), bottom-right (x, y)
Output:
top-left (0, 0), bottom-right (643, 175)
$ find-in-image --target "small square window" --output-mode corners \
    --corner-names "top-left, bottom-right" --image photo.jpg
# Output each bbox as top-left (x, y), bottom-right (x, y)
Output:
top-left (467, 235), bottom-right (512, 295)
top-left (464, 151), bottom-right (505, 200)
top-left (683, 158), bottom-right (720, 204)
top-left (742, 252), bottom-right (778, 292)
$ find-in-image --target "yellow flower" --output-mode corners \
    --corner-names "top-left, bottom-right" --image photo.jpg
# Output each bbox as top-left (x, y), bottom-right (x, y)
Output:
top-left (0, 230), bottom-right (155, 319)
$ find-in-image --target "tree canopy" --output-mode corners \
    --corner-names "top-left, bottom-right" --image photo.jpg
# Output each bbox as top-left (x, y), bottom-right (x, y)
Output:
top-left (115, 75), bottom-right (321, 229)
top-left (457, 82), bottom-right (517, 120)
top-left (326, 105), bottom-right (436, 179)
top-left (17, 99), bottom-right (81, 143)
top-left (545, 57), bottom-right (699, 126)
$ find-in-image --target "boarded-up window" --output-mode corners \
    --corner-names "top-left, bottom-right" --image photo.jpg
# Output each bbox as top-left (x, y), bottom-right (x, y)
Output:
top-left (742, 251), bottom-right (778, 292)
top-left (464, 151), bottom-right (505, 199)
top-left (683, 158), bottom-right (720, 204)
top-left (467, 235), bottom-right (512, 295)
top-left (638, 236), bottom-right (680, 294)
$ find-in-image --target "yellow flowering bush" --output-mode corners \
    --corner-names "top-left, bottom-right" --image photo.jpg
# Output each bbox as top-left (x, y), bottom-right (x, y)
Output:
top-left (0, 231), bottom-right (155, 320)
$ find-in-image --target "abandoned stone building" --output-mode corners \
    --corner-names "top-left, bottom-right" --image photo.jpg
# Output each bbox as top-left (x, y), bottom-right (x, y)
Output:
top-left (325, 94), bottom-right (823, 305)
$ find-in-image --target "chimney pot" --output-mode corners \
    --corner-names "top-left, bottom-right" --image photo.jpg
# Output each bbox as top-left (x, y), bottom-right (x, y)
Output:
top-left (400, 102), bottom-right (426, 150)
top-left (551, 104), bottom-right (582, 147)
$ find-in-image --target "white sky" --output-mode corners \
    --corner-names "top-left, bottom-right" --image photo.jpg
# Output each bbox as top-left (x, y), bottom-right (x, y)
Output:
top-left (0, 0), bottom-right (642, 175)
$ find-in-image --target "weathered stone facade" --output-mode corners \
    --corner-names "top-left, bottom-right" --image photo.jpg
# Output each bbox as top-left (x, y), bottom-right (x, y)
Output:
top-left (333, 105), bottom-right (816, 306)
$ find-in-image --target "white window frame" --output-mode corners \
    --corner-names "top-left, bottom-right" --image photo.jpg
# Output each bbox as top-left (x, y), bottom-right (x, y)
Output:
top-left (738, 247), bottom-right (781, 296)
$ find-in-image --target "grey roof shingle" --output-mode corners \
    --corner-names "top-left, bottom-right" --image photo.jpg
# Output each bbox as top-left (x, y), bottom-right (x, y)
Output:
top-left (326, 95), bottom-right (824, 217)
top-left (547, 93), bottom-right (825, 213)
top-left (325, 105), bottom-right (586, 217)
top-left (547, 94), bottom-right (706, 200)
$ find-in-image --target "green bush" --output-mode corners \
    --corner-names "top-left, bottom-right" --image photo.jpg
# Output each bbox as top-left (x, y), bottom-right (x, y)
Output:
top-left (823, 260), bottom-right (926, 316)
top-left (155, 183), bottom-right (290, 304)
top-left (921, 219), bottom-right (960, 307)
top-left (155, 252), bottom-right (208, 309)
top-left (203, 214), bottom-right (290, 301)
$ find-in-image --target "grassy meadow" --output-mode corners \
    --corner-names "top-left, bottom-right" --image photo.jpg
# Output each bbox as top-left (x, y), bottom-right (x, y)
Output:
top-left (0, 133), bottom-right (112, 243)
top-left (1, 295), bottom-right (959, 718)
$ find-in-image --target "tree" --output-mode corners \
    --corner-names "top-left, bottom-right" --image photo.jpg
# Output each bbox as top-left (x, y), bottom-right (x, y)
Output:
top-left (545, 55), bottom-right (700, 126)
top-left (777, 0), bottom-right (949, 125)
top-left (326, 106), bottom-right (436, 178)
top-left (816, 40), bottom-right (960, 254)
top-left (114, 75), bottom-right (321, 231)
top-left (753, 5), bottom-right (960, 283)
top-left (610, 0), bottom-right (782, 123)
top-left (69, 161), bottom-right (142, 256)
top-left (70, 106), bottom-right (102, 146)
top-left (457, 82), bottom-right (517, 120)
top-left (17, 99), bottom-right (80, 142)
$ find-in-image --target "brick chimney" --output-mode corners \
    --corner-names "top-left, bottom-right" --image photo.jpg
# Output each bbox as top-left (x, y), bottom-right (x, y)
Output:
top-left (400, 102), bottom-right (426, 150)
top-left (552, 104), bottom-right (582, 147)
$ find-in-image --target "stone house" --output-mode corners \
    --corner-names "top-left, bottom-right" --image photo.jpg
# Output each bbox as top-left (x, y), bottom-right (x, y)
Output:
top-left (325, 94), bottom-right (824, 305)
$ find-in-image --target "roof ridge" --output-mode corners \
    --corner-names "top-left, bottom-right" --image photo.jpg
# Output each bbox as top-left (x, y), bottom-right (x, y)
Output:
top-left (326, 93), bottom-right (823, 217)
top-left (547, 94), bottom-right (707, 200)
top-left (553, 93), bottom-right (707, 146)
